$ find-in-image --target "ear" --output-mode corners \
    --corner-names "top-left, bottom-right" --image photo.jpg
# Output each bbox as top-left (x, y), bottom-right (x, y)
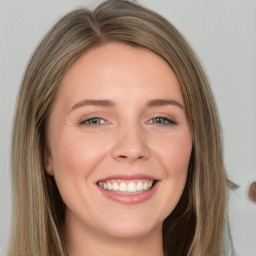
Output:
top-left (44, 147), bottom-right (54, 175)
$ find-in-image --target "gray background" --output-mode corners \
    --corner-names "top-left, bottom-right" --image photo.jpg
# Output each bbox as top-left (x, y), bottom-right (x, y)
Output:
top-left (1, 0), bottom-right (256, 255)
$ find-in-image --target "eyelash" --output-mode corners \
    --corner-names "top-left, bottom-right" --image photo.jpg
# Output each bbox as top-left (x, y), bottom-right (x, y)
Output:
top-left (79, 116), bottom-right (177, 126)
top-left (79, 117), bottom-right (107, 126)
top-left (147, 116), bottom-right (177, 126)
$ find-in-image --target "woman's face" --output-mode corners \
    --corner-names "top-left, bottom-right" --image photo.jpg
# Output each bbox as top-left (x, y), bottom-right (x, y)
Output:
top-left (45, 42), bottom-right (192, 240)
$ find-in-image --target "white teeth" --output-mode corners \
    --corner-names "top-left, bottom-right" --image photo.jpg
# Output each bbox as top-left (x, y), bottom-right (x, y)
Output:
top-left (136, 182), bottom-right (143, 191)
top-left (107, 182), bottom-right (112, 191)
top-left (148, 180), bottom-right (153, 189)
top-left (119, 183), bottom-right (127, 192)
top-left (143, 182), bottom-right (148, 190)
top-left (98, 180), bottom-right (155, 193)
top-left (127, 182), bottom-right (137, 192)
top-left (112, 182), bottom-right (119, 191)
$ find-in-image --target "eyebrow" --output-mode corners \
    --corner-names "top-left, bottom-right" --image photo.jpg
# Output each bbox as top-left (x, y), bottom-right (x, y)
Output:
top-left (69, 98), bottom-right (184, 113)
top-left (69, 99), bottom-right (114, 113)
top-left (146, 99), bottom-right (184, 109)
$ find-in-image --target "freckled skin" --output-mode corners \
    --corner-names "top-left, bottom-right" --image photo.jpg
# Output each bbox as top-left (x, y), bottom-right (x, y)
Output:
top-left (45, 42), bottom-right (192, 255)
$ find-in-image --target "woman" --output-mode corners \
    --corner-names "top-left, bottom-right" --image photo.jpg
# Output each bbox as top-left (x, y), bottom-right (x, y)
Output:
top-left (8, 0), bottom-right (235, 255)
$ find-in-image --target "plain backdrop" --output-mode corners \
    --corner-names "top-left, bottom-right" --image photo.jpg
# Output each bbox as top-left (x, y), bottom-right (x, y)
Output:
top-left (1, 0), bottom-right (256, 255)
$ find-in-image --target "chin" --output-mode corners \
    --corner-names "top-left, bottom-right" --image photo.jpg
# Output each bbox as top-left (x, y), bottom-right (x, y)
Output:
top-left (103, 223), bottom-right (162, 239)
top-left (95, 211), bottom-right (164, 239)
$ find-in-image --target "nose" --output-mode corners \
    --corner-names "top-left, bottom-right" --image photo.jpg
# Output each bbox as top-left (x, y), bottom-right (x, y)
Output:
top-left (111, 125), bottom-right (151, 162)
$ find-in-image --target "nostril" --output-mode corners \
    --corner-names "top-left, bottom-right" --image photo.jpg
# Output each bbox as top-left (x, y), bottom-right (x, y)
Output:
top-left (117, 154), bottom-right (146, 160)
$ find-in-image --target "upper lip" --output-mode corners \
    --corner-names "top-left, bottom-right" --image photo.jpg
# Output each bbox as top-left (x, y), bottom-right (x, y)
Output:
top-left (96, 173), bottom-right (159, 183)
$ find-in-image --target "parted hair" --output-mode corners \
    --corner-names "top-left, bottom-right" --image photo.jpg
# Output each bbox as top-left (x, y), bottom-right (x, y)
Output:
top-left (8, 0), bottom-right (233, 255)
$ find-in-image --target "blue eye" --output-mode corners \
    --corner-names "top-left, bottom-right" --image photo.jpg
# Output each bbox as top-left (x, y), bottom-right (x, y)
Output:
top-left (79, 117), bottom-right (106, 125)
top-left (149, 117), bottom-right (177, 125)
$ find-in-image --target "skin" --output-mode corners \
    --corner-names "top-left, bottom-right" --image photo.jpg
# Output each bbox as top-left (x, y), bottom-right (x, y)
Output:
top-left (45, 42), bottom-right (192, 256)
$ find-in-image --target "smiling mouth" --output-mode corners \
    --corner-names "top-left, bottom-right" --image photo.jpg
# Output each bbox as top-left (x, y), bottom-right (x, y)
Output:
top-left (97, 179), bottom-right (158, 194)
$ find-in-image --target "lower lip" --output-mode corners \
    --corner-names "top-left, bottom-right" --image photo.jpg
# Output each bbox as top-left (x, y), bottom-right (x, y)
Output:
top-left (97, 182), bottom-right (159, 205)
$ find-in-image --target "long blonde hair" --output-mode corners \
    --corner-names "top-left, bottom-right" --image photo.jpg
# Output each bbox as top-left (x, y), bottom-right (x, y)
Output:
top-left (8, 0), bottom-right (233, 255)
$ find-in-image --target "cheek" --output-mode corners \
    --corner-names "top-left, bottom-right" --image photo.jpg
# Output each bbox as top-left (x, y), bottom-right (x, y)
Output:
top-left (153, 130), bottom-right (192, 214)
top-left (155, 131), bottom-right (192, 175)
top-left (49, 131), bottom-right (112, 217)
top-left (50, 131), bottom-right (108, 191)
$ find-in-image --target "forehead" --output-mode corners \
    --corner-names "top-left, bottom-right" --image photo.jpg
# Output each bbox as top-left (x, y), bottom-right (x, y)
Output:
top-left (55, 42), bottom-right (184, 109)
